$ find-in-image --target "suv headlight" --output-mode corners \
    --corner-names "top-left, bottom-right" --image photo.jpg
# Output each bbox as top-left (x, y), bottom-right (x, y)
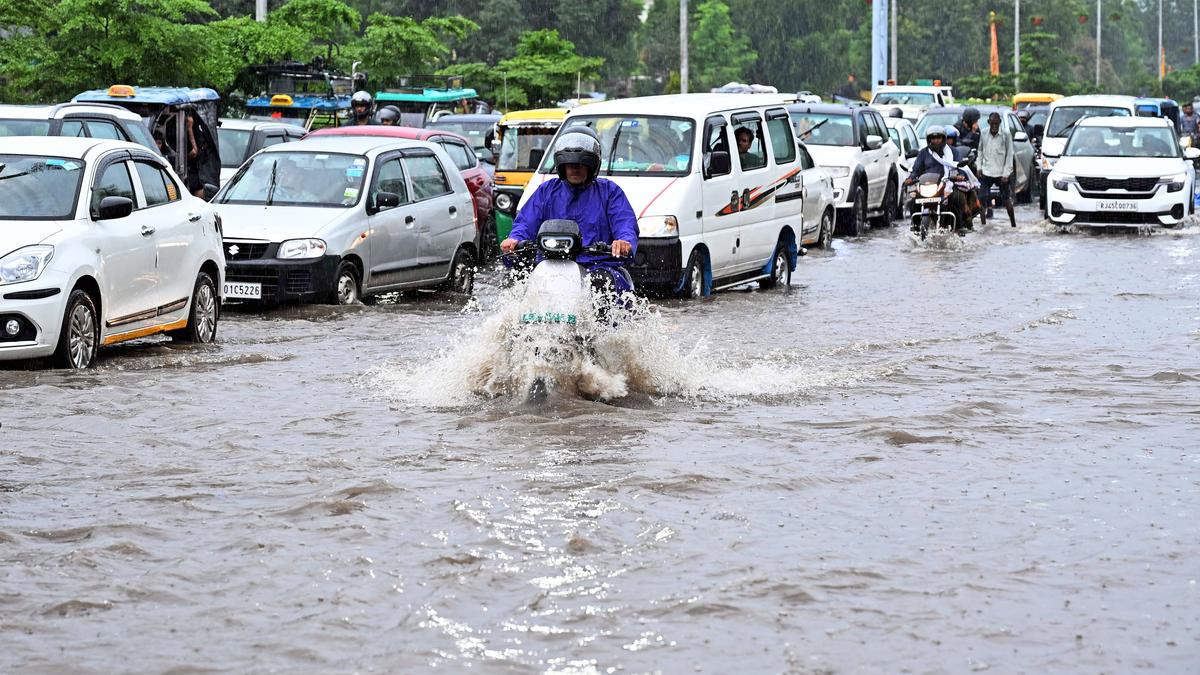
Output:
top-left (277, 239), bottom-right (327, 259)
top-left (1160, 172), bottom-right (1188, 193)
top-left (825, 166), bottom-right (851, 178)
top-left (637, 215), bottom-right (678, 237)
top-left (1040, 154), bottom-right (1058, 170)
top-left (495, 192), bottom-right (515, 212)
top-left (0, 245), bottom-right (54, 286)
top-left (1050, 173), bottom-right (1074, 191)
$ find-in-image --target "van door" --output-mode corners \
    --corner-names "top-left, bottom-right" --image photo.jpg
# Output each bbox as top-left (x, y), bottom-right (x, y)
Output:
top-left (730, 111), bottom-right (773, 273)
top-left (364, 153), bottom-right (418, 288)
top-left (699, 114), bottom-right (741, 278)
top-left (765, 107), bottom-right (802, 250)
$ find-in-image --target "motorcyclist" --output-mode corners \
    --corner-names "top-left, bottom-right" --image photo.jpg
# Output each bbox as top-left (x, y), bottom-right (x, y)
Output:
top-left (1016, 109), bottom-right (1033, 136)
top-left (375, 105), bottom-right (400, 126)
top-left (955, 107), bottom-right (981, 149)
top-left (350, 91), bottom-right (374, 126)
top-left (904, 125), bottom-right (973, 233)
top-left (500, 126), bottom-right (638, 295)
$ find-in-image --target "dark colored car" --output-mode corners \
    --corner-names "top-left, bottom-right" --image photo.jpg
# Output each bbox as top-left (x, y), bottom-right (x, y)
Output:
top-left (309, 125), bottom-right (495, 254)
top-left (428, 113), bottom-right (502, 169)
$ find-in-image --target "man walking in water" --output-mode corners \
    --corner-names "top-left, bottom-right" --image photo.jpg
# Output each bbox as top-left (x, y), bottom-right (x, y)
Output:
top-left (977, 112), bottom-right (1016, 228)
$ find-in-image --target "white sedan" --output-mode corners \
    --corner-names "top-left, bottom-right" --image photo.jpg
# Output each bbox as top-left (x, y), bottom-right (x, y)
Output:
top-left (1046, 116), bottom-right (1198, 229)
top-left (0, 137), bottom-right (225, 368)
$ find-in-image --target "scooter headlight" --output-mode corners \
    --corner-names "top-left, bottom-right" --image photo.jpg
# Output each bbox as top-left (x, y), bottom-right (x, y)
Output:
top-left (917, 182), bottom-right (940, 198)
top-left (538, 235), bottom-right (578, 258)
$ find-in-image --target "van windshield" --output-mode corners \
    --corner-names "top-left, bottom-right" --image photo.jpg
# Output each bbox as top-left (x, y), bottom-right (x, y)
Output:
top-left (1047, 106), bottom-right (1132, 137)
top-left (544, 116), bottom-right (695, 176)
top-left (0, 155), bottom-right (85, 219)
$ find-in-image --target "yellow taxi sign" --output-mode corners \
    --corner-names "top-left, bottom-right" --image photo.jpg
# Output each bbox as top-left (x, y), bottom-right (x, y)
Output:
top-left (107, 84), bottom-right (136, 97)
top-left (270, 94), bottom-right (294, 106)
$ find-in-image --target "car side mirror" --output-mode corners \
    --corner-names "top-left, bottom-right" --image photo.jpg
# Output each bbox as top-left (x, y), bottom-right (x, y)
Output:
top-left (864, 134), bottom-right (883, 150)
top-left (95, 196), bottom-right (133, 220)
top-left (1185, 146), bottom-right (1200, 161)
top-left (374, 191), bottom-right (401, 211)
top-left (705, 150), bottom-right (731, 178)
top-left (202, 183), bottom-right (219, 200)
top-left (1013, 131), bottom-right (1029, 143)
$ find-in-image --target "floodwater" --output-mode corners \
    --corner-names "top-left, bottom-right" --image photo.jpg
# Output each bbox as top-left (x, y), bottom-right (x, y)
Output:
top-left (2, 208), bottom-right (1198, 673)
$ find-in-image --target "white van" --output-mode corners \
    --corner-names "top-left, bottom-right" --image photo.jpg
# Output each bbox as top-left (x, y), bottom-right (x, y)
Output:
top-left (517, 94), bottom-right (836, 297)
top-left (1038, 95), bottom-right (1138, 209)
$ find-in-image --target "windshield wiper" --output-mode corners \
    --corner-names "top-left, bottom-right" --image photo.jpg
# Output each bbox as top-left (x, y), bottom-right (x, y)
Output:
top-left (803, 118), bottom-right (831, 135)
top-left (265, 159), bottom-right (278, 205)
top-left (606, 124), bottom-right (624, 176)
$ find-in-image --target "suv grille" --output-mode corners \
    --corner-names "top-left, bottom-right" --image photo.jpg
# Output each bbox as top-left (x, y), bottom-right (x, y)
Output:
top-left (1076, 176), bottom-right (1159, 192)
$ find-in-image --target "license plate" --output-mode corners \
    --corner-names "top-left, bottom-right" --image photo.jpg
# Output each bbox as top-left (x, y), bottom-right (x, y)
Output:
top-left (1097, 200), bottom-right (1137, 211)
top-left (223, 281), bottom-right (261, 299)
top-left (915, 197), bottom-right (941, 204)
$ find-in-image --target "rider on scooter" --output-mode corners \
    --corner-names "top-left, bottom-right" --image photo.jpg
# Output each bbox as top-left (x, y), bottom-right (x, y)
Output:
top-left (500, 126), bottom-right (638, 294)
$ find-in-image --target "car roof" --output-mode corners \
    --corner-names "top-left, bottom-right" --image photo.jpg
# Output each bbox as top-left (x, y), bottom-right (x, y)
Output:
top-left (786, 102), bottom-right (867, 117)
top-left (0, 102), bottom-right (144, 121)
top-left (1076, 115), bottom-right (1173, 128)
top-left (566, 93), bottom-right (797, 119)
top-left (875, 86), bottom-right (943, 93)
top-left (258, 134), bottom-right (441, 155)
top-left (218, 118), bottom-right (301, 133)
top-left (0, 136), bottom-right (148, 159)
top-left (430, 114), bottom-right (501, 124)
top-left (75, 86), bottom-right (220, 105)
top-left (307, 125), bottom-right (473, 146)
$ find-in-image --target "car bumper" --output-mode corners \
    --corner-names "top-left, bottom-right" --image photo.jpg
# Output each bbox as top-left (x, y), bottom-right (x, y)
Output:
top-left (224, 254), bottom-right (341, 303)
top-left (1047, 185), bottom-right (1188, 228)
top-left (0, 284), bottom-right (67, 361)
top-left (830, 175), bottom-right (853, 207)
top-left (627, 237), bottom-right (683, 290)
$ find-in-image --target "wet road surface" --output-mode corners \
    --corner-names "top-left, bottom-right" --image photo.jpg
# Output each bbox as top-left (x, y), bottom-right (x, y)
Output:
top-left (2, 208), bottom-right (1198, 673)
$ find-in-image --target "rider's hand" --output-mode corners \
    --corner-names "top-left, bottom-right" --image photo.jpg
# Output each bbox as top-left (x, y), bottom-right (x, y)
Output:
top-left (611, 239), bottom-right (632, 257)
top-left (500, 238), bottom-right (519, 253)
top-left (999, 176), bottom-right (1009, 184)
top-left (903, 178), bottom-right (915, 186)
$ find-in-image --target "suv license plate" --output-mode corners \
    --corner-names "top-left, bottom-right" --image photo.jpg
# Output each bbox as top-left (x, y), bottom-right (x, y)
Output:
top-left (223, 282), bottom-right (261, 299)
top-left (1098, 200), bottom-right (1137, 212)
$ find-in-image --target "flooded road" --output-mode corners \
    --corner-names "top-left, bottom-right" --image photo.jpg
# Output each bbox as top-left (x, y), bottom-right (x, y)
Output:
top-left (3, 208), bottom-right (1198, 673)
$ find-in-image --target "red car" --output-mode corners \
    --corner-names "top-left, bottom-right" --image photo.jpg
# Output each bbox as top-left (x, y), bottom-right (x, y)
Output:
top-left (308, 125), bottom-right (494, 254)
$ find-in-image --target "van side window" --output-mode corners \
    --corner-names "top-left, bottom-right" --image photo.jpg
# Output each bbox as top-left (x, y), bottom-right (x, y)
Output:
top-left (731, 113), bottom-right (767, 171)
top-left (765, 110), bottom-right (796, 165)
top-left (702, 115), bottom-right (731, 178)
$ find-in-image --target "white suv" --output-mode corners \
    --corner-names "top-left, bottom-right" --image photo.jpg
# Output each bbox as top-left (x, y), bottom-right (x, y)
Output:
top-left (787, 103), bottom-right (901, 236)
top-left (1046, 116), bottom-right (1198, 229)
top-left (0, 103), bottom-right (159, 150)
top-left (0, 137), bottom-right (225, 368)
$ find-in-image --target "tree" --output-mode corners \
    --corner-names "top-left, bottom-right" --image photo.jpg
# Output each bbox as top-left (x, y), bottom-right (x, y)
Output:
top-left (270, 0), bottom-right (360, 65)
top-left (444, 29), bottom-right (603, 109)
top-left (352, 13), bottom-right (477, 82)
top-left (689, 0), bottom-right (754, 91)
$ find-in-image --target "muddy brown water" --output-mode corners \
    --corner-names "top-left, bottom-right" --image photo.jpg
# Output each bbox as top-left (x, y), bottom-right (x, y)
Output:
top-left (2, 208), bottom-right (1198, 673)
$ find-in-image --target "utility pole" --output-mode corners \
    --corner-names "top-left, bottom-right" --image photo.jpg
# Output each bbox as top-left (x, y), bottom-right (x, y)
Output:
top-left (1194, 0), bottom-right (1198, 65)
top-left (1014, 0), bottom-right (1021, 92)
top-left (1159, 0), bottom-right (1164, 83)
top-left (890, 0), bottom-right (898, 83)
top-left (871, 0), bottom-right (888, 97)
top-left (1096, 0), bottom-right (1101, 88)
top-left (680, 0), bottom-right (689, 94)
top-left (256, 0), bottom-right (267, 22)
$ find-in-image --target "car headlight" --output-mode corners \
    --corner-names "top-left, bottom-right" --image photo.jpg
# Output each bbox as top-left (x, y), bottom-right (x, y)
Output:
top-left (495, 192), bottom-right (515, 212)
top-left (1050, 173), bottom-right (1073, 191)
top-left (1040, 154), bottom-right (1058, 170)
top-left (917, 182), bottom-right (940, 198)
top-left (277, 239), bottom-right (327, 259)
top-left (0, 245), bottom-right (54, 286)
top-left (637, 215), bottom-right (678, 237)
top-left (825, 166), bottom-right (851, 178)
top-left (1160, 172), bottom-right (1188, 193)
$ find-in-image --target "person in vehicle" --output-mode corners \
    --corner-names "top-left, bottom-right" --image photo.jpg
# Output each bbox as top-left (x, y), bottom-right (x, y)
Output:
top-left (734, 127), bottom-right (761, 166)
top-left (1016, 109), bottom-right (1033, 136)
top-left (1073, 128), bottom-right (1107, 155)
top-left (500, 127), bottom-right (638, 295)
top-left (955, 107), bottom-right (981, 149)
top-left (375, 106), bottom-right (399, 126)
top-left (978, 112), bottom-right (1016, 228)
top-left (350, 91), bottom-right (374, 126)
top-left (1179, 101), bottom-right (1199, 146)
top-left (904, 125), bottom-right (973, 232)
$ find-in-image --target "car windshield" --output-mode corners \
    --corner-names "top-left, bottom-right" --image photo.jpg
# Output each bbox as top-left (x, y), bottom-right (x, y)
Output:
top-left (789, 113), bottom-right (855, 146)
top-left (0, 154), bottom-right (84, 219)
top-left (0, 119), bottom-right (52, 137)
top-left (1029, 110), bottom-right (1049, 128)
top-left (498, 124), bottom-right (558, 172)
top-left (219, 129), bottom-right (253, 168)
top-left (542, 116), bottom-right (695, 176)
top-left (217, 151), bottom-right (367, 207)
top-left (1064, 126), bottom-right (1180, 158)
top-left (914, 112), bottom-right (962, 137)
top-left (874, 92), bottom-right (936, 105)
top-left (1047, 106), bottom-right (1132, 137)
top-left (428, 121), bottom-right (492, 149)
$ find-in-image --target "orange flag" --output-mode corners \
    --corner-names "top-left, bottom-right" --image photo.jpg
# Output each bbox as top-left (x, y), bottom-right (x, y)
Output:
top-left (990, 13), bottom-right (1000, 77)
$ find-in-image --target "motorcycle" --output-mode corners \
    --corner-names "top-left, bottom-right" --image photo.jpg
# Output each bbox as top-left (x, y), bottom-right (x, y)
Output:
top-left (907, 152), bottom-right (979, 240)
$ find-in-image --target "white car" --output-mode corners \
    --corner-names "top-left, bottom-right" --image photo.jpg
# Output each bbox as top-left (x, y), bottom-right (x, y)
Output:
top-left (0, 138), bottom-right (225, 368)
top-left (217, 118), bottom-right (306, 185)
top-left (1038, 95), bottom-right (1138, 209)
top-left (787, 103), bottom-right (901, 236)
top-left (870, 85), bottom-right (952, 123)
top-left (212, 135), bottom-right (477, 304)
top-left (883, 116), bottom-right (920, 179)
top-left (1046, 116), bottom-right (1198, 229)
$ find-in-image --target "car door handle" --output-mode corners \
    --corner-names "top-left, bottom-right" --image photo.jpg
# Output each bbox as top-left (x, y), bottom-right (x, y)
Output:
top-left (141, 225), bottom-right (155, 237)
top-left (448, 206), bottom-right (457, 216)
top-left (405, 215), bottom-right (415, 225)
top-left (187, 212), bottom-right (202, 222)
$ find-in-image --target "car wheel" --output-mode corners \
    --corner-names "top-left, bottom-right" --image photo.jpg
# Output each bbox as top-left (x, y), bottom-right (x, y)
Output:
top-left (679, 249), bottom-right (710, 299)
top-left (52, 289), bottom-right (99, 369)
top-left (851, 187), bottom-right (868, 236)
top-left (170, 271), bottom-right (218, 343)
top-left (875, 176), bottom-right (898, 227)
top-left (816, 209), bottom-right (834, 248)
top-left (327, 260), bottom-right (360, 305)
top-left (759, 239), bottom-right (791, 290)
top-left (441, 247), bottom-right (475, 295)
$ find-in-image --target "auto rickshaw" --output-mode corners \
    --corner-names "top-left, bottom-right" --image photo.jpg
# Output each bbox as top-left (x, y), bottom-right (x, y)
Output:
top-left (491, 108), bottom-right (569, 241)
top-left (74, 85), bottom-right (221, 197)
top-left (1012, 92), bottom-right (1063, 110)
top-left (374, 75), bottom-right (486, 128)
top-left (244, 62), bottom-right (360, 130)
top-left (1134, 97), bottom-right (1181, 128)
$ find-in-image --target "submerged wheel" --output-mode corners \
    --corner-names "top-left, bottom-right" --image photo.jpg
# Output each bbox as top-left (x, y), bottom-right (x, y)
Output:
top-left (680, 249), bottom-right (710, 299)
top-left (441, 247), bottom-right (475, 295)
top-left (170, 271), bottom-right (218, 343)
top-left (327, 260), bottom-right (360, 305)
top-left (759, 239), bottom-right (791, 289)
top-left (52, 289), bottom-right (98, 369)
top-left (874, 176), bottom-right (898, 227)
top-left (845, 186), bottom-right (868, 236)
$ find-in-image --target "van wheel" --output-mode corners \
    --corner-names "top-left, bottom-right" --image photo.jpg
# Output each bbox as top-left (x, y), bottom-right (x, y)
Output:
top-left (816, 209), bottom-right (834, 248)
top-left (52, 289), bottom-right (99, 369)
top-left (680, 249), bottom-right (710, 298)
top-left (441, 247), bottom-right (475, 295)
top-left (327, 260), bottom-right (360, 305)
top-left (170, 271), bottom-right (218, 343)
top-left (759, 239), bottom-right (791, 289)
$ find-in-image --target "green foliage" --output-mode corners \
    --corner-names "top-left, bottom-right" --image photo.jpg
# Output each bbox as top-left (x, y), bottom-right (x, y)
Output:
top-left (954, 73), bottom-right (1013, 101)
top-left (1164, 64), bottom-right (1200, 102)
top-left (689, 0), bottom-right (754, 91)
top-left (443, 29), bottom-right (603, 109)
top-left (270, 0), bottom-right (360, 62)
top-left (353, 13), bottom-right (477, 82)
